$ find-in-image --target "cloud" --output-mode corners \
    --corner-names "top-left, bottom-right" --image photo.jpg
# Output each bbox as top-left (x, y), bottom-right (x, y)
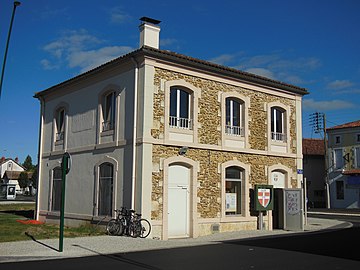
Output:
top-left (303, 98), bottom-right (354, 111)
top-left (109, 7), bottom-right (132, 24)
top-left (327, 80), bottom-right (354, 90)
top-left (42, 29), bottom-right (134, 72)
top-left (209, 54), bottom-right (238, 65)
top-left (244, 68), bottom-right (276, 79)
top-left (160, 38), bottom-right (178, 47)
top-left (67, 46), bottom-right (133, 73)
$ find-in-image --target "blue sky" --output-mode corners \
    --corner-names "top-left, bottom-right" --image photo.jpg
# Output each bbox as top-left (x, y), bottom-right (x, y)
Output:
top-left (0, 0), bottom-right (359, 164)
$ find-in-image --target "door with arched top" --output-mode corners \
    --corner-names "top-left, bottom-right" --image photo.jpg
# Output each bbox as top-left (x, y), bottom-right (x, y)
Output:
top-left (168, 164), bottom-right (190, 238)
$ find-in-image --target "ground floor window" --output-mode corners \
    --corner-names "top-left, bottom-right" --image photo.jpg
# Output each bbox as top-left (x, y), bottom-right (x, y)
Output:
top-left (51, 167), bottom-right (62, 211)
top-left (98, 162), bottom-right (113, 216)
top-left (225, 166), bottom-right (243, 215)
top-left (336, 180), bottom-right (344, 200)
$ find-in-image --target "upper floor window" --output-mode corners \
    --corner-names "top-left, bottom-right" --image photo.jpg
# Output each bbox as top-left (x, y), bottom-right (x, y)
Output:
top-left (169, 87), bottom-right (192, 129)
top-left (356, 134), bottom-right (360, 143)
top-left (225, 97), bottom-right (244, 136)
top-left (355, 147), bottom-right (360, 168)
top-left (333, 148), bottom-right (344, 170)
top-left (102, 91), bottom-right (116, 132)
top-left (335, 135), bottom-right (341, 144)
top-left (55, 108), bottom-right (65, 141)
top-left (271, 106), bottom-right (286, 142)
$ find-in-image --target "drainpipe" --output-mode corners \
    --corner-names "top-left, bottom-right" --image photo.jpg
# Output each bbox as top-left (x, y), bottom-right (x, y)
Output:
top-left (130, 57), bottom-right (139, 210)
top-left (35, 96), bottom-right (45, 220)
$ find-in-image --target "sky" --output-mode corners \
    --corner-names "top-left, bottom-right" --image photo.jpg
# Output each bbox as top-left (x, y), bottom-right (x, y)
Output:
top-left (0, 0), bottom-right (359, 164)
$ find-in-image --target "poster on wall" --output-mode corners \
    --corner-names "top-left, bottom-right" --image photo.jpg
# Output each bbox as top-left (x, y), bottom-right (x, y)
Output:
top-left (225, 193), bottom-right (237, 212)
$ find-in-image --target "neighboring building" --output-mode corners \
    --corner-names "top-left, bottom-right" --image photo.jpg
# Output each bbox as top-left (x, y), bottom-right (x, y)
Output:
top-left (302, 138), bottom-right (325, 208)
top-left (326, 120), bottom-right (360, 209)
top-left (34, 18), bottom-right (308, 239)
top-left (0, 158), bottom-right (25, 194)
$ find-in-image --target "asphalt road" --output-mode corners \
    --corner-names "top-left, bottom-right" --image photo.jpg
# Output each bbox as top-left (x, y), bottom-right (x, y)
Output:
top-left (1, 216), bottom-right (359, 270)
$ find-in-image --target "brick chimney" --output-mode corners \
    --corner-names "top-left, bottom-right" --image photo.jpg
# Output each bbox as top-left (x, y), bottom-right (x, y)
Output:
top-left (139, 17), bottom-right (161, 49)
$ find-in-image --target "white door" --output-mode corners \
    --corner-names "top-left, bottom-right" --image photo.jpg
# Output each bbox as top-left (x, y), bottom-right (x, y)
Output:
top-left (168, 164), bottom-right (190, 238)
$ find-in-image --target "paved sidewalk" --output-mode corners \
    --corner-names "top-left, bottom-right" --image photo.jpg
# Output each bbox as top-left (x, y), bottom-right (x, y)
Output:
top-left (0, 217), bottom-right (352, 263)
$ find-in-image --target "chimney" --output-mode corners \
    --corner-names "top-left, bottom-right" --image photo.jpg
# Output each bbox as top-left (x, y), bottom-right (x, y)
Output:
top-left (139, 17), bottom-right (161, 49)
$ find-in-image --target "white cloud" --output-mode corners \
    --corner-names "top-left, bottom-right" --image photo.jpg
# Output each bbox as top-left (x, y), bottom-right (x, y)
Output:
top-left (42, 29), bottom-right (134, 72)
top-left (303, 98), bottom-right (354, 111)
top-left (109, 7), bottom-right (132, 24)
top-left (68, 46), bottom-right (133, 73)
top-left (209, 54), bottom-right (238, 65)
top-left (327, 80), bottom-right (354, 90)
top-left (245, 68), bottom-right (275, 79)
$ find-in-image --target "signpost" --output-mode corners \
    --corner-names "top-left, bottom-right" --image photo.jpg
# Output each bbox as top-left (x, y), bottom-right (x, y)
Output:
top-left (59, 152), bottom-right (71, 252)
top-left (254, 185), bottom-right (273, 230)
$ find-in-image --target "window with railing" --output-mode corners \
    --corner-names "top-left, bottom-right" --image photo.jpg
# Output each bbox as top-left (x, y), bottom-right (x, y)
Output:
top-left (225, 98), bottom-right (244, 136)
top-left (102, 91), bottom-right (116, 132)
top-left (169, 87), bottom-right (192, 129)
top-left (55, 108), bottom-right (65, 142)
top-left (271, 107), bottom-right (286, 142)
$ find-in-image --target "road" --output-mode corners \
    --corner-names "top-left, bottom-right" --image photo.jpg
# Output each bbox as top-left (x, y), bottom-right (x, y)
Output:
top-left (1, 215), bottom-right (359, 270)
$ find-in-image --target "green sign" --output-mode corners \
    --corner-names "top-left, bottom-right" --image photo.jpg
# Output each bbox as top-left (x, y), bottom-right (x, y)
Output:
top-left (254, 185), bottom-right (274, 211)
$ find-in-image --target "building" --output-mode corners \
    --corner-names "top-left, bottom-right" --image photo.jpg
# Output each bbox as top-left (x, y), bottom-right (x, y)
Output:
top-left (34, 18), bottom-right (308, 239)
top-left (302, 138), bottom-right (326, 208)
top-left (0, 157), bottom-right (25, 194)
top-left (326, 120), bottom-right (360, 209)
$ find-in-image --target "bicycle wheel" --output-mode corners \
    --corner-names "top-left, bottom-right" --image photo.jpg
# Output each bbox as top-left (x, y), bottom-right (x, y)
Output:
top-left (118, 217), bottom-right (126, 236)
top-left (129, 222), bottom-right (139, 238)
top-left (106, 219), bottom-right (120, 235)
top-left (138, 219), bottom-right (151, 238)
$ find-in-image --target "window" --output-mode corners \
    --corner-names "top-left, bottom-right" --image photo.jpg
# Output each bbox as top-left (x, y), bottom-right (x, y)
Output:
top-left (336, 181), bottom-right (344, 200)
top-left (169, 87), bottom-right (192, 129)
top-left (98, 163), bottom-right (113, 216)
top-left (55, 108), bottom-right (65, 141)
top-left (333, 149), bottom-right (344, 169)
top-left (102, 91), bottom-right (116, 132)
top-left (225, 98), bottom-right (244, 136)
top-left (335, 136), bottom-right (341, 144)
top-left (355, 147), bottom-right (360, 168)
top-left (51, 167), bottom-right (62, 211)
top-left (225, 166), bottom-right (243, 215)
top-left (357, 134), bottom-right (360, 143)
top-left (271, 107), bottom-right (286, 141)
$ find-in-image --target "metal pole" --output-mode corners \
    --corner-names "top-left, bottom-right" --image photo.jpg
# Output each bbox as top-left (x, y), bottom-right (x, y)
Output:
top-left (323, 114), bottom-right (330, 209)
top-left (59, 154), bottom-right (68, 252)
top-left (0, 1), bottom-right (21, 100)
top-left (303, 177), bottom-right (308, 226)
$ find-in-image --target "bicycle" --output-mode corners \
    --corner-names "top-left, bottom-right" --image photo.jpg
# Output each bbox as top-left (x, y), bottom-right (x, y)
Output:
top-left (106, 207), bottom-right (127, 236)
top-left (131, 213), bottom-right (151, 238)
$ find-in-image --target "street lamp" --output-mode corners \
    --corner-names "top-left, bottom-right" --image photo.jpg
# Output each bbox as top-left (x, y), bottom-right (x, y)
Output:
top-left (0, 1), bottom-right (21, 100)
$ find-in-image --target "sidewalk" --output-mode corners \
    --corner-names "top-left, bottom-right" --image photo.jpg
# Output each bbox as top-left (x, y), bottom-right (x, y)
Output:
top-left (0, 216), bottom-right (352, 263)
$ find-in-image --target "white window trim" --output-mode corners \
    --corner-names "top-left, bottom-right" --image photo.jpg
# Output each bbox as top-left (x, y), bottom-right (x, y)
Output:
top-left (221, 92), bottom-right (249, 149)
top-left (333, 148), bottom-right (344, 170)
top-left (164, 79), bottom-right (201, 143)
top-left (267, 102), bottom-right (290, 152)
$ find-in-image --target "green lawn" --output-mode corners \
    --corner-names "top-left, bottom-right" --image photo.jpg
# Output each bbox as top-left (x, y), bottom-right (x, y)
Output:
top-left (0, 203), bottom-right (105, 242)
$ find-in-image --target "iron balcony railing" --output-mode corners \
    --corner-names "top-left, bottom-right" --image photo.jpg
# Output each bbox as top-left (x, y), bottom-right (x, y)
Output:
top-left (169, 116), bottom-right (193, 130)
top-left (271, 132), bottom-right (287, 142)
top-left (225, 125), bottom-right (245, 136)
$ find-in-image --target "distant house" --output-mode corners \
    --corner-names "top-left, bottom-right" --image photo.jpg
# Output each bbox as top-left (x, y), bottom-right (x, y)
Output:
top-left (302, 138), bottom-right (325, 208)
top-left (34, 18), bottom-right (308, 239)
top-left (326, 120), bottom-right (360, 209)
top-left (0, 158), bottom-right (26, 194)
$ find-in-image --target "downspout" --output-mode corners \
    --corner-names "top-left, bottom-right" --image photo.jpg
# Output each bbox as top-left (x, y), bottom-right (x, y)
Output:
top-left (130, 57), bottom-right (139, 210)
top-left (35, 95), bottom-right (45, 220)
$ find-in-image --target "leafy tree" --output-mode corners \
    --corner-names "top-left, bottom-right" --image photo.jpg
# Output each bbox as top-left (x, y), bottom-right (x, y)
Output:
top-left (22, 155), bottom-right (34, 171)
top-left (18, 171), bottom-right (30, 189)
top-left (30, 166), bottom-right (38, 189)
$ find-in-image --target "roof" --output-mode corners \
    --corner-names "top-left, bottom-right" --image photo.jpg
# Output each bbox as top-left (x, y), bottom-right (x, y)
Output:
top-left (342, 169), bottom-right (360, 175)
top-left (302, 138), bottom-right (325, 156)
top-left (34, 46), bottom-right (309, 99)
top-left (327, 120), bottom-right (360, 131)
top-left (3, 171), bottom-right (32, 180)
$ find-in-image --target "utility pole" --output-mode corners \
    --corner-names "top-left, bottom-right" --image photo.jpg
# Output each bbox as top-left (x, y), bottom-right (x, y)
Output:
top-left (309, 112), bottom-right (329, 208)
top-left (0, 1), bottom-right (21, 100)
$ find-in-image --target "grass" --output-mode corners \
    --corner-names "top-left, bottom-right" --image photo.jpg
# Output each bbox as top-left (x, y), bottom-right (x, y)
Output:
top-left (0, 203), bottom-right (105, 243)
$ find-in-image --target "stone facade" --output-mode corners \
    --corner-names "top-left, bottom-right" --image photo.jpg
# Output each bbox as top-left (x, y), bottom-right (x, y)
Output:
top-left (150, 67), bottom-right (300, 236)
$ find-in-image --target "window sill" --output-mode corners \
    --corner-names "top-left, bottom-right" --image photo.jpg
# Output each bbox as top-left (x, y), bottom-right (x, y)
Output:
top-left (101, 130), bottom-right (114, 137)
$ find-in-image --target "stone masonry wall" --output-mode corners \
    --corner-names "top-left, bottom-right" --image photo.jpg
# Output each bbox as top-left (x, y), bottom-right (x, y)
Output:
top-left (151, 67), bottom-right (299, 220)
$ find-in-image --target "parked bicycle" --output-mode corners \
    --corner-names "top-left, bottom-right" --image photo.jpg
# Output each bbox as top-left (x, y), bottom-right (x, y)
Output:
top-left (106, 206), bottom-right (151, 238)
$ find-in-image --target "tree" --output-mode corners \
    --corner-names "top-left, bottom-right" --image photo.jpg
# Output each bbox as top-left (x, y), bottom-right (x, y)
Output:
top-left (18, 171), bottom-right (29, 189)
top-left (30, 166), bottom-right (38, 189)
top-left (22, 155), bottom-right (34, 171)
